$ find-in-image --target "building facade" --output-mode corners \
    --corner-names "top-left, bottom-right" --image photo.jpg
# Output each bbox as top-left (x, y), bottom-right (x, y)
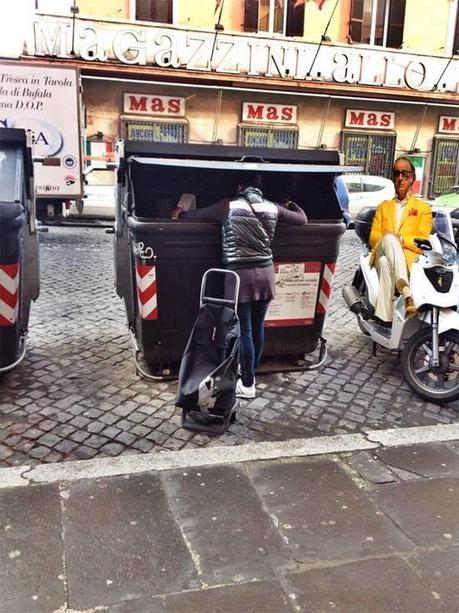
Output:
top-left (3, 0), bottom-right (459, 197)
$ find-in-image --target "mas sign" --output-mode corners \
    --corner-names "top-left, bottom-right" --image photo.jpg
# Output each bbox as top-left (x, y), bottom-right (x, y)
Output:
top-left (345, 109), bottom-right (395, 130)
top-left (242, 102), bottom-right (297, 123)
top-left (123, 93), bottom-right (185, 117)
top-left (438, 115), bottom-right (459, 134)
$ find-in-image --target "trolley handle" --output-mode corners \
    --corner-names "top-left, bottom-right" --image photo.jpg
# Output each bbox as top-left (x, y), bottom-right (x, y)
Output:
top-left (200, 268), bottom-right (240, 307)
top-left (201, 297), bottom-right (237, 307)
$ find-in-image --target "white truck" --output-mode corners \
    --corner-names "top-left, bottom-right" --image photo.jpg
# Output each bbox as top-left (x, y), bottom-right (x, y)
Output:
top-left (0, 60), bottom-right (82, 220)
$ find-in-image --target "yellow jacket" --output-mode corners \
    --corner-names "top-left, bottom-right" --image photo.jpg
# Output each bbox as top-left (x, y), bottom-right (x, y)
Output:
top-left (369, 194), bottom-right (433, 271)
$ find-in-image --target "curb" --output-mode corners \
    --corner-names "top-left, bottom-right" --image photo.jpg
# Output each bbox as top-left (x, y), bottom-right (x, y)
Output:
top-left (0, 423), bottom-right (458, 490)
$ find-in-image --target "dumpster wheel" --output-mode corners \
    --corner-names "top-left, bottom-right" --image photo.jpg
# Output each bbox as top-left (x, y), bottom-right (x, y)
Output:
top-left (257, 336), bottom-right (328, 375)
top-left (0, 330), bottom-right (28, 374)
top-left (129, 328), bottom-right (178, 382)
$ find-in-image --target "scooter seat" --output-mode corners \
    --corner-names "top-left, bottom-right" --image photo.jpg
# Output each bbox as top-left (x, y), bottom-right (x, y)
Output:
top-left (354, 206), bottom-right (377, 245)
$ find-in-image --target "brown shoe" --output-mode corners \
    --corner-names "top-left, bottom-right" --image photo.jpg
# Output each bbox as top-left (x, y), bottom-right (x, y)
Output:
top-left (405, 296), bottom-right (417, 318)
top-left (395, 279), bottom-right (417, 317)
top-left (396, 278), bottom-right (410, 298)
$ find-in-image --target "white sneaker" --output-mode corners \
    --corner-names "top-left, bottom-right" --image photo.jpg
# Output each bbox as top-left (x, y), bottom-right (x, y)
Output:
top-left (237, 366), bottom-right (255, 385)
top-left (236, 379), bottom-right (256, 399)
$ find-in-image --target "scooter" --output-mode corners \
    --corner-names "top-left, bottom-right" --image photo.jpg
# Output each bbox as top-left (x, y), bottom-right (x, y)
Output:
top-left (343, 208), bottom-right (459, 403)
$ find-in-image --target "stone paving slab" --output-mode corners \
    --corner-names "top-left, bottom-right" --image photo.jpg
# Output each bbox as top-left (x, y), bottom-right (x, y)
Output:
top-left (0, 227), bottom-right (457, 468)
top-left (285, 556), bottom-right (444, 613)
top-left (0, 483), bottom-right (65, 613)
top-left (410, 547), bottom-right (459, 611)
top-left (61, 474), bottom-right (199, 610)
top-left (162, 465), bottom-right (289, 586)
top-left (375, 441), bottom-right (459, 478)
top-left (248, 458), bottom-right (414, 563)
top-left (107, 580), bottom-right (294, 613)
top-left (371, 477), bottom-right (459, 547)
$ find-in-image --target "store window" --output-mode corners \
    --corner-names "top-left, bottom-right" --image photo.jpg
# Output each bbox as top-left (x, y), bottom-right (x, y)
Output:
top-left (430, 137), bottom-right (459, 198)
top-left (453, 4), bottom-right (459, 55)
top-left (342, 131), bottom-right (396, 177)
top-left (136, 0), bottom-right (172, 23)
top-left (349, 0), bottom-right (406, 48)
top-left (122, 119), bottom-right (187, 143)
top-left (244, 0), bottom-right (304, 37)
top-left (239, 125), bottom-right (298, 148)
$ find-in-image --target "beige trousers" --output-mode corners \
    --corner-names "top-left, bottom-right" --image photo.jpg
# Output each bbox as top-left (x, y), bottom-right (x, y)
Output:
top-left (374, 234), bottom-right (409, 322)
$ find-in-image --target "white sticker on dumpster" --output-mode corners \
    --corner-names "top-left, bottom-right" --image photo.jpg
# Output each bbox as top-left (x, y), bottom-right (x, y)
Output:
top-left (265, 262), bottom-right (320, 327)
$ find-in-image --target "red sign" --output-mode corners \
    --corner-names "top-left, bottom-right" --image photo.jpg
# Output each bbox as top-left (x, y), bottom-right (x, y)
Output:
top-left (438, 115), bottom-right (459, 134)
top-left (345, 109), bottom-right (395, 130)
top-left (123, 93), bottom-right (185, 117)
top-left (242, 102), bottom-right (297, 124)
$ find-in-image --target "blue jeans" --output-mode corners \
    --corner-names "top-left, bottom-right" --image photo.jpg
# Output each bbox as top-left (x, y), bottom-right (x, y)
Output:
top-left (238, 299), bottom-right (271, 387)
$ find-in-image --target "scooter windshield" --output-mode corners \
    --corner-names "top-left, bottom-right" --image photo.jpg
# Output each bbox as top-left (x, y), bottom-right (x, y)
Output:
top-left (433, 209), bottom-right (455, 244)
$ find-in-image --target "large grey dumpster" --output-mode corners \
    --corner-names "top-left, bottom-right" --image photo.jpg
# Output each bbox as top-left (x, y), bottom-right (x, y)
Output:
top-left (115, 141), bottom-right (357, 378)
top-left (0, 128), bottom-right (39, 372)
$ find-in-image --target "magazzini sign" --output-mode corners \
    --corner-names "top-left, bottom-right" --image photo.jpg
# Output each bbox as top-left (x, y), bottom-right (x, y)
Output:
top-left (31, 17), bottom-right (459, 94)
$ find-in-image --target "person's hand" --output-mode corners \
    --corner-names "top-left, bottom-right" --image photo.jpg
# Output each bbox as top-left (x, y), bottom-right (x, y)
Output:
top-left (170, 207), bottom-right (182, 219)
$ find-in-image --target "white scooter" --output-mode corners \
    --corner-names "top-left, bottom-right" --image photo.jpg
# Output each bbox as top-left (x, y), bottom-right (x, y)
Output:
top-left (343, 208), bottom-right (459, 403)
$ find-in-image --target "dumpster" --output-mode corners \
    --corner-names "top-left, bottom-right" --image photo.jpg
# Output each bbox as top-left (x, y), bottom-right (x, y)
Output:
top-left (0, 128), bottom-right (39, 372)
top-left (114, 141), bottom-right (359, 378)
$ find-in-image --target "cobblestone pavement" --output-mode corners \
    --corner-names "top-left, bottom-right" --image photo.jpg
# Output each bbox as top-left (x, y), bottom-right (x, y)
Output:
top-left (0, 227), bottom-right (457, 467)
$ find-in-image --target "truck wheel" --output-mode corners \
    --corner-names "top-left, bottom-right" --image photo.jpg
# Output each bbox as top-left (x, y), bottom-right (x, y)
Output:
top-left (402, 329), bottom-right (459, 403)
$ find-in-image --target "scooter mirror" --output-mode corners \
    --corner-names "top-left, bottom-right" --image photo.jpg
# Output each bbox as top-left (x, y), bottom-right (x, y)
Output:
top-left (414, 238), bottom-right (432, 251)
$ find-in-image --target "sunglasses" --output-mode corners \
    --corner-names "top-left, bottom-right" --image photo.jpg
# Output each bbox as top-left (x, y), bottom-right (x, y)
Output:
top-left (392, 170), bottom-right (414, 179)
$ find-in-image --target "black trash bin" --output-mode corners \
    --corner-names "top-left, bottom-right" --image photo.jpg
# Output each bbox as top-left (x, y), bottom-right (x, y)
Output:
top-left (114, 141), bottom-right (359, 378)
top-left (0, 128), bottom-right (39, 372)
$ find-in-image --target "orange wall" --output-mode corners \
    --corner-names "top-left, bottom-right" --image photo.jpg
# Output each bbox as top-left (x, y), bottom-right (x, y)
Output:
top-left (75, 0), bottom-right (449, 52)
top-left (78, 0), bottom-right (130, 19)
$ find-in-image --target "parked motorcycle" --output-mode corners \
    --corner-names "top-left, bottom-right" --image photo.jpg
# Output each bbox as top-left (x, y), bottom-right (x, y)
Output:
top-left (343, 207), bottom-right (459, 403)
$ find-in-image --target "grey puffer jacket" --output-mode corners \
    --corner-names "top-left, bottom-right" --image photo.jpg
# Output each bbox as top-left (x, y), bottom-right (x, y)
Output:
top-left (222, 187), bottom-right (278, 270)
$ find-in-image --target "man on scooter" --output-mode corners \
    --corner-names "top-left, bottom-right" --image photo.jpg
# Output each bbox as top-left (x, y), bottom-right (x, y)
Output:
top-left (369, 157), bottom-right (432, 324)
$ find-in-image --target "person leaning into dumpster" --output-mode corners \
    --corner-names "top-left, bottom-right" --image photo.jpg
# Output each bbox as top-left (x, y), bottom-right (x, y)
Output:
top-left (171, 174), bottom-right (307, 399)
top-left (368, 157), bottom-right (432, 324)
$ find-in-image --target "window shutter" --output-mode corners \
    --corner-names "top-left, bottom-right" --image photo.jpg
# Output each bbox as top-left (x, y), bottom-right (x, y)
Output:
top-left (386, 0), bottom-right (406, 48)
top-left (349, 0), bottom-right (364, 43)
top-left (244, 0), bottom-right (259, 33)
top-left (286, 0), bottom-right (305, 37)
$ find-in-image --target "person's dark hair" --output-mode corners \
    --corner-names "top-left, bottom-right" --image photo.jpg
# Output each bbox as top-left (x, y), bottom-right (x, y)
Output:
top-left (393, 157), bottom-right (416, 180)
top-left (238, 172), bottom-right (262, 190)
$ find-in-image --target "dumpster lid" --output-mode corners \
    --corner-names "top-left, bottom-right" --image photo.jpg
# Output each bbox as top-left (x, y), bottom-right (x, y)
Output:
top-left (129, 156), bottom-right (361, 174)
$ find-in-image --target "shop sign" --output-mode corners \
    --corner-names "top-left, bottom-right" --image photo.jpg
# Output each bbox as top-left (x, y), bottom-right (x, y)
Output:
top-left (123, 93), bottom-right (185, 116)
top-left (242, 102), bottom-right (297, 123)
top-left (345, 109), bottom-right (395, 130)
top-left (29, 17), bottom-right (459, 95)
top-left (438, 115), bottom-right (459, 134)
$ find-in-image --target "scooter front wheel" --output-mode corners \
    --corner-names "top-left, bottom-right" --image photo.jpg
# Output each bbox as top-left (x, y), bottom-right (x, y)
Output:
top-left (402, 329), bottom-right (459, 403)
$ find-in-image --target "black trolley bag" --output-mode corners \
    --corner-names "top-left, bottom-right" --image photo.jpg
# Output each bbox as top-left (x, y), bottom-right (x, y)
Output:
top-left (176, 269), bottom-right (240, 435)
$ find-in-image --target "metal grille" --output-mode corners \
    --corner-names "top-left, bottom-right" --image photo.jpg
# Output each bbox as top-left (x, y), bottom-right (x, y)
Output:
top-left (342, 131), bottom-right (396, 177)
top-left (239, 126), bottom-right (298, 149)
top-left (124, 121), bottom-right (187, 143)
top-left (431, 138), bottom-right (459, 198)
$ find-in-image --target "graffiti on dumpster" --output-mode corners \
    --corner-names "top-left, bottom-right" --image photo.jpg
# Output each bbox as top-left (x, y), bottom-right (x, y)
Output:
top-left (133, 241), bottom-right (154, 260)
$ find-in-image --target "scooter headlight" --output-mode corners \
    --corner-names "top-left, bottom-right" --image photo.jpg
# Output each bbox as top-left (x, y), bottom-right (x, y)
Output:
top-left (439, 236), bottom-right (458, 266)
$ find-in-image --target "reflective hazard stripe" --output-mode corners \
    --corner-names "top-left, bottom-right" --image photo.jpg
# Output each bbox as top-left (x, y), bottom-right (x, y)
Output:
top-left (0, 263), bottom-right (20, 326)
top-left (316, 263), bottom-right (336, 314)
top-left (136, 264), bottom-right (158, 320)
